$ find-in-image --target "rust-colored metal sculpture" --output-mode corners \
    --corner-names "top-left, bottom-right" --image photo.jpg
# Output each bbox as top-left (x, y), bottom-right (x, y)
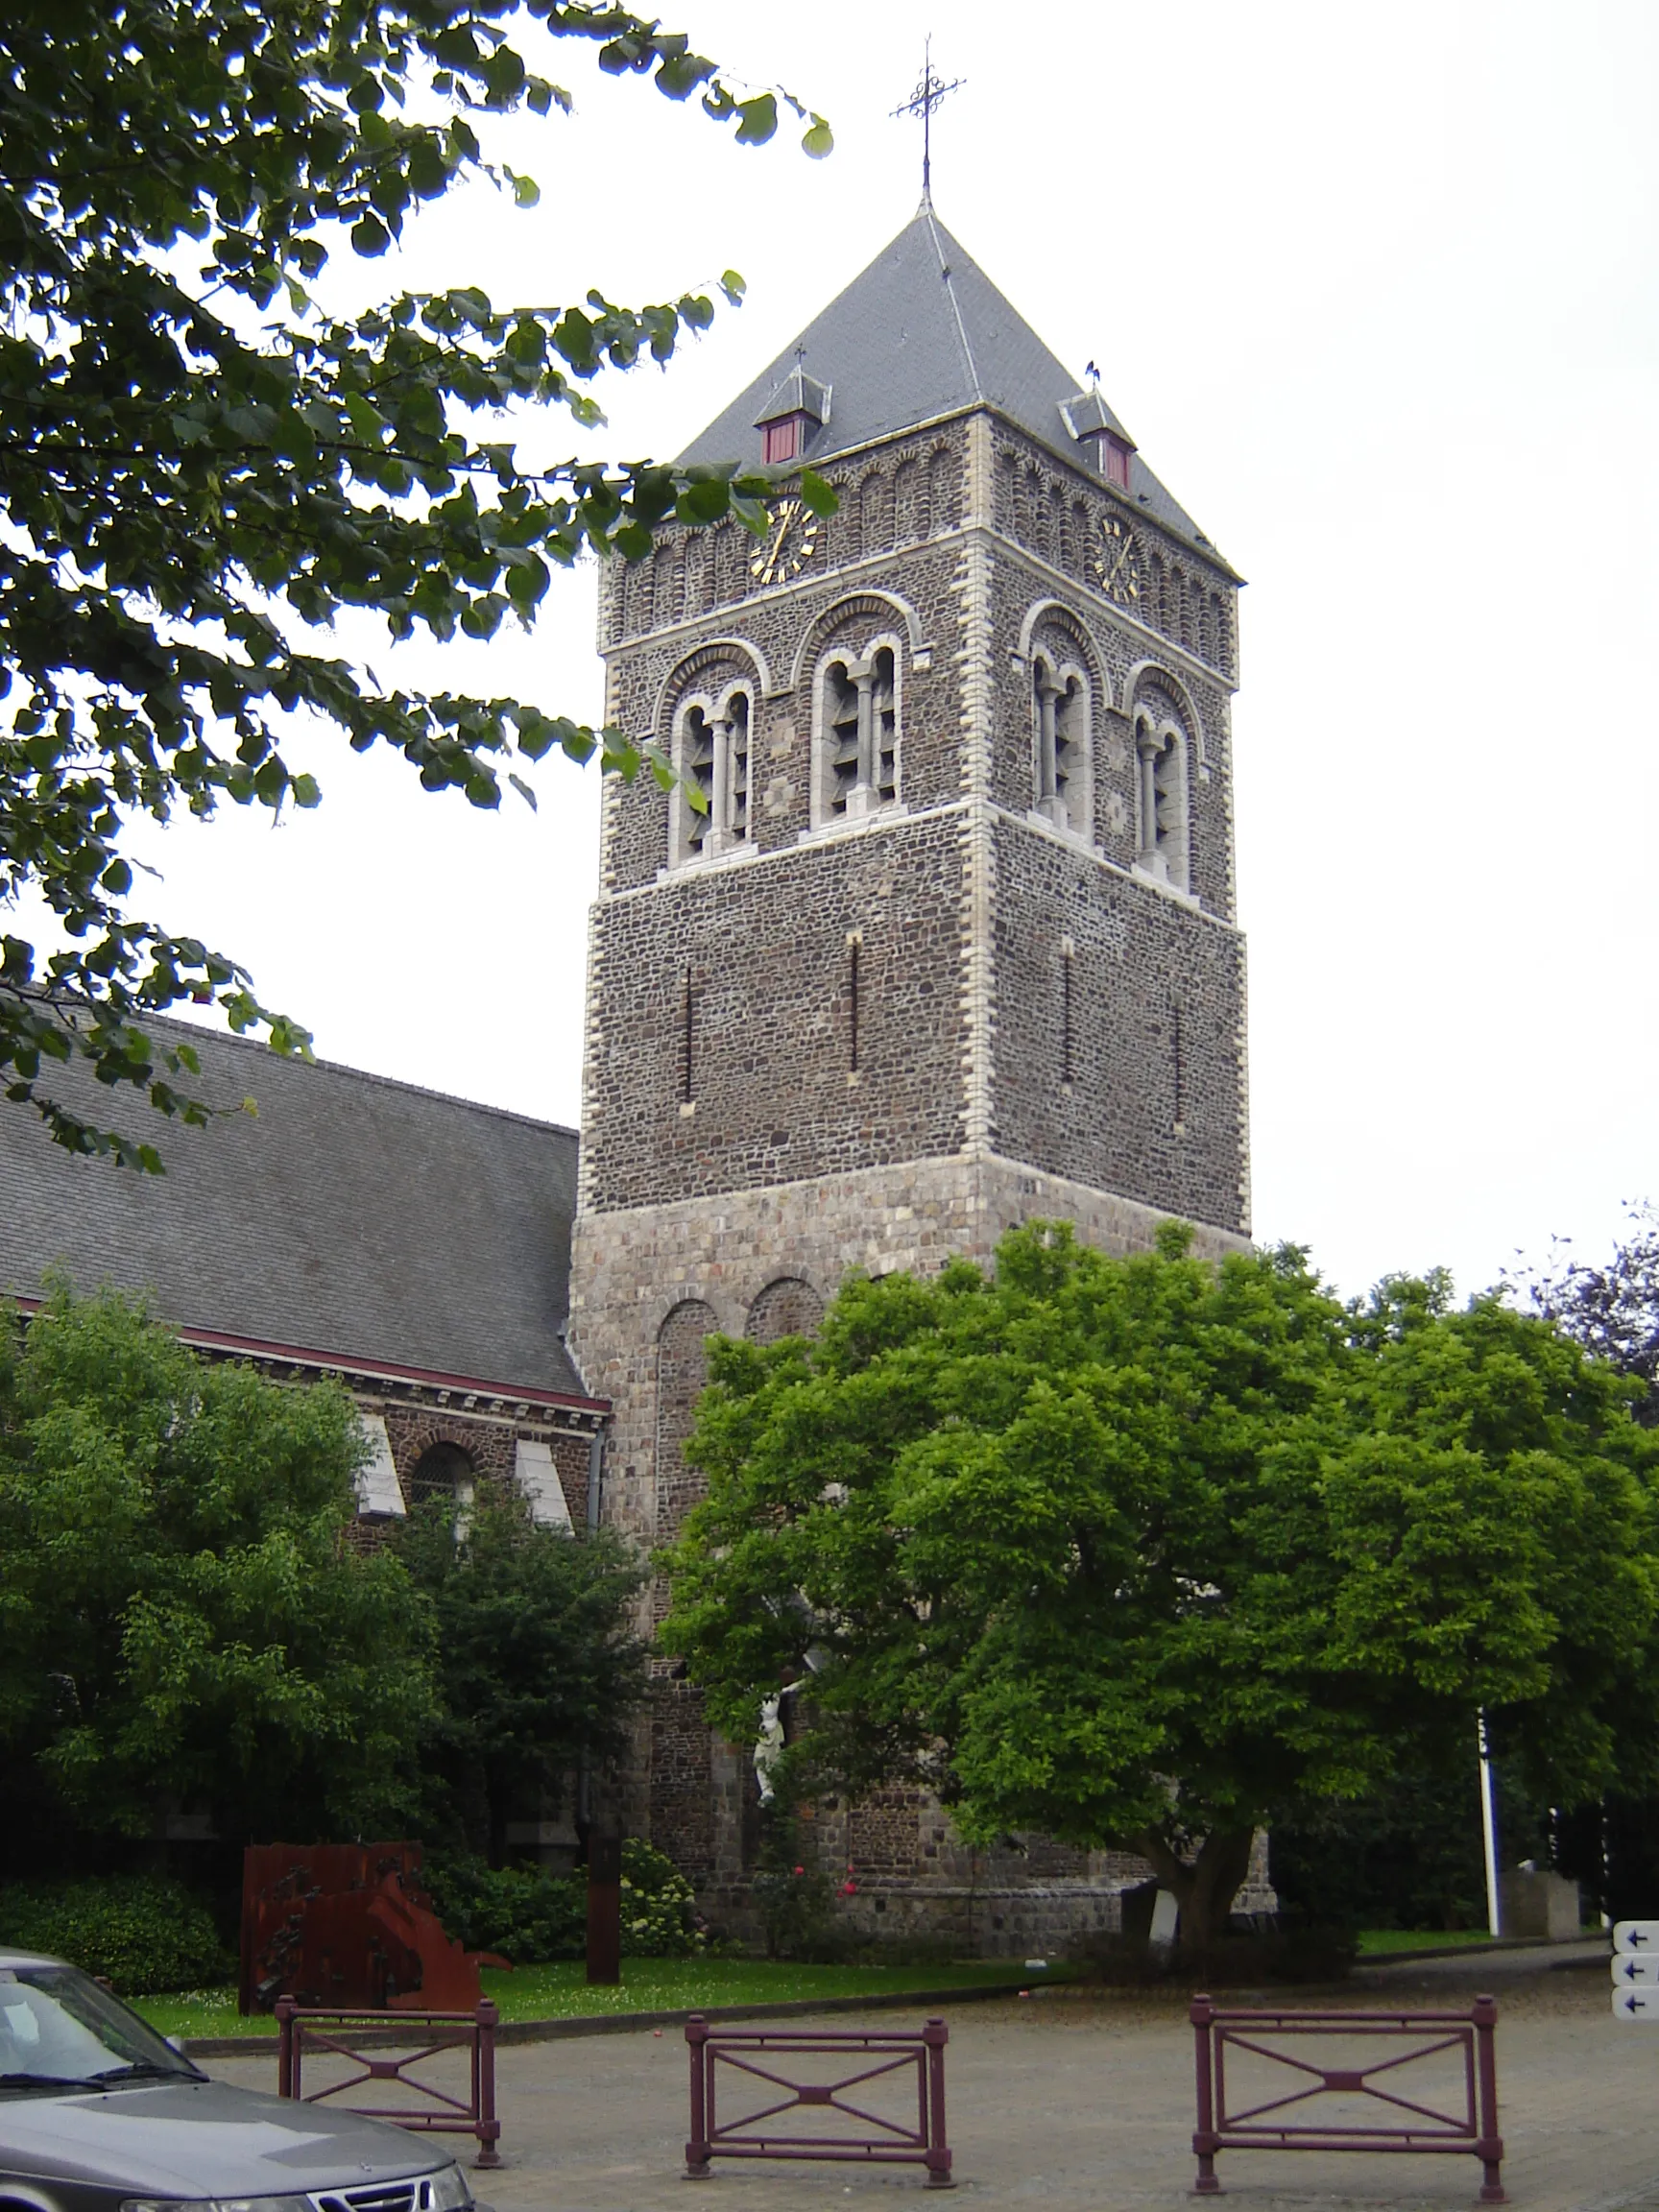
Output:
top-left (239, 1843), bottom-right (503, 2015)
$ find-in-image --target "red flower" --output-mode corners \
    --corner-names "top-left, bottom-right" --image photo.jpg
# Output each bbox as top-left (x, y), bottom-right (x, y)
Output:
top-left (793, 1864), bottom-right (805, 1876)
top-left (840, 1881), bottom-right (857, 1895)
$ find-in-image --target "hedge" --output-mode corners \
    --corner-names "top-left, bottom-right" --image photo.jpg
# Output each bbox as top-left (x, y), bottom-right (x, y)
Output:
top-left (0, 1875), bottom-right (229, 1994)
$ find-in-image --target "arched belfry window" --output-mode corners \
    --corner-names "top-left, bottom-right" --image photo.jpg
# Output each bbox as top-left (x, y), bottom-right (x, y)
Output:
top-left (812, 638), bottom-right (901, 828)
top-left (1030, 652), bottom-right (1092, 838)
top-left (409, 1441), bottom-right (476, 1540)
top-left (672, 685), bottom-right (753, 865)
top-left (1133, 708), bottom-right (1190, 893)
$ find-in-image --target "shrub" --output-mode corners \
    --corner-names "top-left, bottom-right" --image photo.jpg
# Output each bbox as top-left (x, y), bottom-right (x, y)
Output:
top-left (620, 1839), bottom-right (710, 1957)
top-left (421, 1857), bottom-right (585, 1963)
top-left (422, 1840), bottom-right (709, 1962)
top-left (0, 1875), bottom-right (229, 1994)
top-left (750, 1809), bottom-right (840, 1960)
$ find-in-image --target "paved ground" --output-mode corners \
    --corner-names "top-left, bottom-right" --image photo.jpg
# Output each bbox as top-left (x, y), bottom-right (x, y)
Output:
top-left (210, 1944), bottom-right (1659, 2212)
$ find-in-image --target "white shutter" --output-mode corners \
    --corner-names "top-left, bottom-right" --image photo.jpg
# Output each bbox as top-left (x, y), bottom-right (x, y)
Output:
top-left (516, 1436), bottom-right (573, 1530)
top-left (353, 1412), bottom-right (406, 1518)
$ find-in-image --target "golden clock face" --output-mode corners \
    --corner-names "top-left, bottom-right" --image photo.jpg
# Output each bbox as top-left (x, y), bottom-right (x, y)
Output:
top-left (750, 496), bottom-right (820, 587)
top-left (1093, 513), bottom-right (1144, 605)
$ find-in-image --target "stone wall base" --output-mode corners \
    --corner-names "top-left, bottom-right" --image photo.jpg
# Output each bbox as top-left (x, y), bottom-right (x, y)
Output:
top-left (698, 1879), bottom-right (1138, 1960)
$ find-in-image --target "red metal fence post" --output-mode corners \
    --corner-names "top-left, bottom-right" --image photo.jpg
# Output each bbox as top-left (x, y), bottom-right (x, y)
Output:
top-left (473, 1999), bottom-right (501, 2171)
top-left (922, 2015), bottom-right (952, 2186)
top-left (1472, 1993), bottom-right (1504, 2204)
top-left (685, 2013), bottom-right (711, 2178)
top-left (1190, 1993), bottom-right (1220, 2195)
top-left (276, 1997), bottom-right (295, 2102)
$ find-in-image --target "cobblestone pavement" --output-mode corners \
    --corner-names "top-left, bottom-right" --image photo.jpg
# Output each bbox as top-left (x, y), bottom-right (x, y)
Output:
top-left (209, 1950), bottom-right (1658, 2212)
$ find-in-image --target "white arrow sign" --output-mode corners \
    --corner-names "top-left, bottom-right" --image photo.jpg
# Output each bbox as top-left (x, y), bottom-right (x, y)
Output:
top-left (1613, 1988), bottom-right (1659, 2021)
top-left (1612, 1955), bottom-right (1659, 1985)
top-left (1614, 1920), bottom-right (1659, 1954)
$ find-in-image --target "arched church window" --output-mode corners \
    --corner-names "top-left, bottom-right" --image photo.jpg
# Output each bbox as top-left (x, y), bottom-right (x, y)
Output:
top-left (1030, 653), bottom-right (1092, 838)
top-left (812, 640), bottom-right (901, 827)
top-left (409, 1442), bottom-right (476, 1532)
top-left (1134, 709), bottom-right (1190, 893)
top-left (672, 686), bottom-right (753, 866)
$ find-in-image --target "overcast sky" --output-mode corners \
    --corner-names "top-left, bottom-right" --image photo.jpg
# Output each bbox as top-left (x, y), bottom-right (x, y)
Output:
top-left (115, 0), bottom-right (1656, 1303)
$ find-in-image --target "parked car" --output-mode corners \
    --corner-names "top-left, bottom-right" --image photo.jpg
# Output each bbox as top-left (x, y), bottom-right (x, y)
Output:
top-left (0, 1948), bottom-right (482, 2212)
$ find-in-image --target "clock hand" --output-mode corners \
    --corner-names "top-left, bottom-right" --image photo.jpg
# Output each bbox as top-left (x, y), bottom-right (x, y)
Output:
top-left (757, 505), bottom-right (794, 580)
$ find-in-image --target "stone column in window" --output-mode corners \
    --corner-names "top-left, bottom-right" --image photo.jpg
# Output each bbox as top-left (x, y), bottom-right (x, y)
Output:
top-left (1137, 727), bottom-right (1166, 880)
top-left (1035, 663), bottom-right (1065, 827)
top-left (849, 664), bottom-right (878, 816)
top-left (709, 712), bottom-right (733, 852)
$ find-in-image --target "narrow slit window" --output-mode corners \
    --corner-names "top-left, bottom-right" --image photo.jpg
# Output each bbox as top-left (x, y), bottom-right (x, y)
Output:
top-left (727, 691), bottom-right (751, 845)
top-left (1171, 997), bottom-right (1185, 1132)
top-left (848, 934), bottom-right (861, 1072)
top-left (1061, 943), bottom-right (1074, 1085)
top-left (827, 662), bottom-right (860, 817)
top-left (681, 968), bottom-right (694, 1103)
top-left (872, 646), bottom-right (898, 802)
top-left (684, 707), bottom-right (715, 858)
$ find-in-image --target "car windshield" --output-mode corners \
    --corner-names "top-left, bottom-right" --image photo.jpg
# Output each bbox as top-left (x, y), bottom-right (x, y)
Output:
top-left (0, 1965), bottom-right (202, 2094)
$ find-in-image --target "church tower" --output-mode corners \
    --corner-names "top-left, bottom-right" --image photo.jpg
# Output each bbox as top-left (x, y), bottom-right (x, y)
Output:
top-left (568, 204), bottom-right (1250, 1918)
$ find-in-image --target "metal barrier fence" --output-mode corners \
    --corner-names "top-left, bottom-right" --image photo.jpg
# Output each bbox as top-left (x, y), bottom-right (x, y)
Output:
top-left (685, 2012), bottom-right (952, 2184)
top-left (1190, 1992), bottom-right (1503, 2201)
top-left (275, 1997), bottom-right (501, 2169)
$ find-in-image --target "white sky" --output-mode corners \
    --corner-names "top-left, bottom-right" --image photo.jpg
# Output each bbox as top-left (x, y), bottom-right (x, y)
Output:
top-left (113, 0), bottom-right (1657, 1303)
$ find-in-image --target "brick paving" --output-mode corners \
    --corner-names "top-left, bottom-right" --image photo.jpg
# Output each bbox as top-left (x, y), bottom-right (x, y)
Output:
top-left (208, 1947), bottom-right (1658, 2211)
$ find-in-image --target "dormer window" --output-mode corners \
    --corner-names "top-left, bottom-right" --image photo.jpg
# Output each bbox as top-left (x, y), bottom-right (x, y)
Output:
top-left (1059, 389), bottom-right (1137, 492)
top-left (762, 417), bottom-right (805, 466)
top-left (755, 367), bottom-right (831, 469)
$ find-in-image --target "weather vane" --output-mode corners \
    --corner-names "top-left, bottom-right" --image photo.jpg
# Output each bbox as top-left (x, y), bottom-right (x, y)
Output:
top-left (891, 37), bottom-right (964, 203)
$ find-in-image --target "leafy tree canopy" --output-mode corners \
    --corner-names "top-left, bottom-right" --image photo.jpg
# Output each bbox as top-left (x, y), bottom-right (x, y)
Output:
top-left (2, 0), bottom-right (833, 1166)
top-left (1506, 1201), bottom-right (1659, 1402)
top-left (396, 1479), bottom-right (645, 1863)
top-left (661, 1223), bottom-right (1659, 1946)
top-left (0, 1281), bottom-right (429, 1847)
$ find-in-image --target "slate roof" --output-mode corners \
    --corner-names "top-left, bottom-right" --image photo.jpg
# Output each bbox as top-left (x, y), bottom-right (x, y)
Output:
top-left (679, 202), bottom-right (1214, 550)
top-left (0, 1017), bottom-right (591, 1401)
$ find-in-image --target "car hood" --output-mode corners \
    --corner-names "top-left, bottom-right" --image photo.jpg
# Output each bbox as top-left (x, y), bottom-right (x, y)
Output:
top-left (2, 2078), bottom-right (442, 2195)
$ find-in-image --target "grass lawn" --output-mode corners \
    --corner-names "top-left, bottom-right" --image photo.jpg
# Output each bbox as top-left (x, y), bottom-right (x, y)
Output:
top-left (1355, 1929), bottom-right (1514, 1955)
top-left (133, 1956), bottom-right (1062, 2044)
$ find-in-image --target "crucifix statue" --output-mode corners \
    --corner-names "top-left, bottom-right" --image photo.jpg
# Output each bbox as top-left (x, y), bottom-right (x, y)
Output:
top-left (891, 37), bottom-right (965, 203)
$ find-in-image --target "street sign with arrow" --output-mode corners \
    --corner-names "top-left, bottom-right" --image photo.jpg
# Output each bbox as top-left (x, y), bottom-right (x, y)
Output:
top-left (1612, 1954), bottom-right (1659, 1985)
top-left (1613, 1988), bottom-right (1659, 2020)
top-left (1614, 1921), bottom-right (1659, 1954)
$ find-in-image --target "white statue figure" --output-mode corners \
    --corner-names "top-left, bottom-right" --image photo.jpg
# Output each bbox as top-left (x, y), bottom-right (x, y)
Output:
top-left (754, 1685), bottom-right (797, 1806)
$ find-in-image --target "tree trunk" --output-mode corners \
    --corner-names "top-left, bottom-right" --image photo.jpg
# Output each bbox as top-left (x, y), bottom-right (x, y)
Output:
top-left (1130, 1826), bottom-right (1258, 1960)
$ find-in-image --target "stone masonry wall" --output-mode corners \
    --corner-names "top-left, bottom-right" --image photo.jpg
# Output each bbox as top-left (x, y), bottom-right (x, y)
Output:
top-left (988, 816), bottom-right (1249, 1233)
top-left (583, 813), bottom-right (970, 1214)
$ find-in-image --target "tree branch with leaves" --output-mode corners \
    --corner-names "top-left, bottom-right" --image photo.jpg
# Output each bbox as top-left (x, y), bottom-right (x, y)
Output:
top-left (1, 0), bottom-right (834, 1166)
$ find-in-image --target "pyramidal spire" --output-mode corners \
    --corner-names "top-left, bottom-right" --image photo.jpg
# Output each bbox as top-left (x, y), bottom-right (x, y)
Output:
top-left (677, 209), bottom-right (1210, 551)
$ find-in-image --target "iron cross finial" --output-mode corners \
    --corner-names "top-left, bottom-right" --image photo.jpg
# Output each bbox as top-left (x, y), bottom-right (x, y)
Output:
top-left (891, 37), bottom-right (964, 203)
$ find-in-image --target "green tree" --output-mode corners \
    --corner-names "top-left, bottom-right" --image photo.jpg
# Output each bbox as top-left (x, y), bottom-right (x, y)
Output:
top-left (396, 1479), bottom-right (645, 1863)
top-left (660, 1224), bottom-right (1659, 1952)
top-left (0, 1282), bottom-right (430, 1856)
top-left (1, 0), bottom-right (832, 1166)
